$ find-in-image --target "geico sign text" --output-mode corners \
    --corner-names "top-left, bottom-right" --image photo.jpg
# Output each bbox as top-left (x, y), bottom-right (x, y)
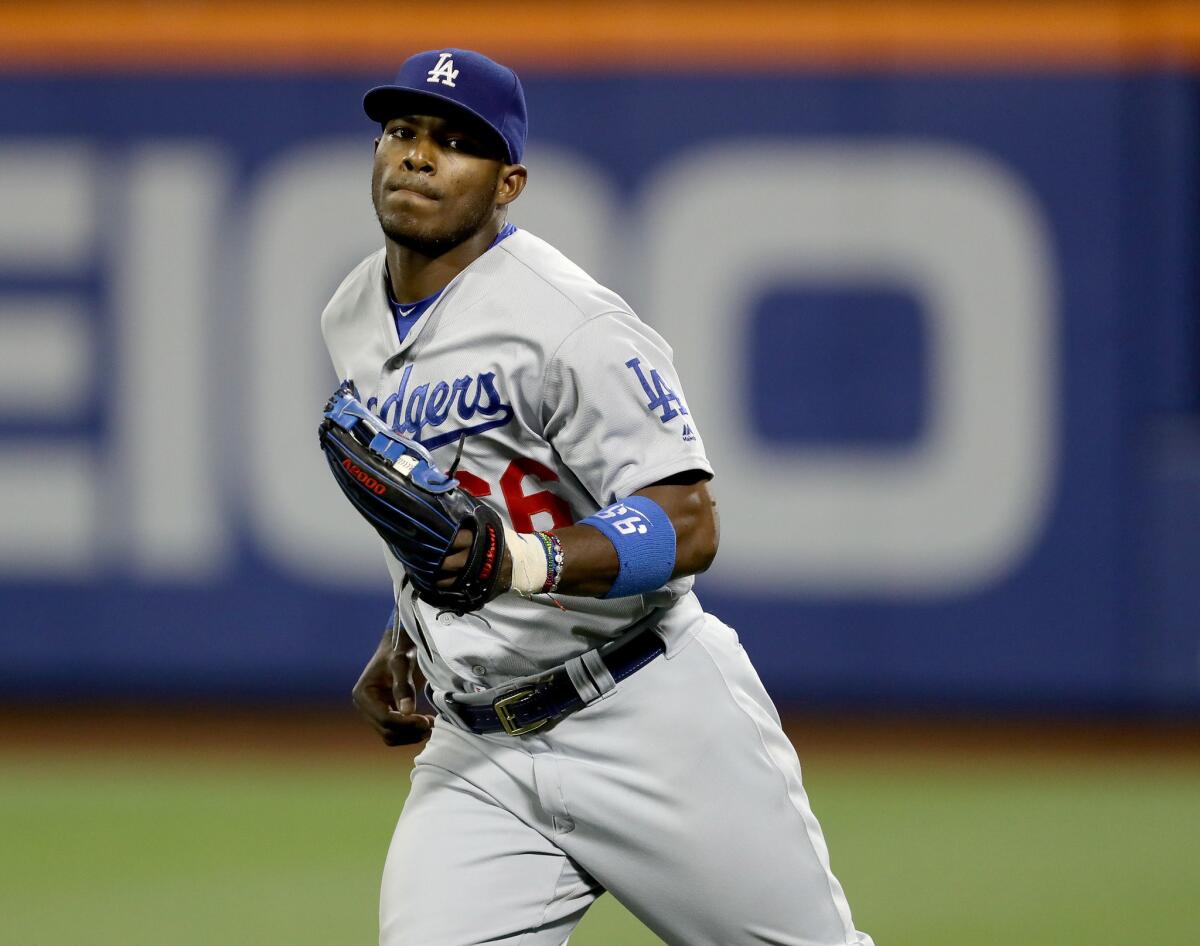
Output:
top-left (0, 140), bottom-right (1056, 595)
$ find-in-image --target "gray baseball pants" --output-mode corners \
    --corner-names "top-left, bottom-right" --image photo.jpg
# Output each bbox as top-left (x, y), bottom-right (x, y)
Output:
top-left (380, 615), bottom-right (875, 946)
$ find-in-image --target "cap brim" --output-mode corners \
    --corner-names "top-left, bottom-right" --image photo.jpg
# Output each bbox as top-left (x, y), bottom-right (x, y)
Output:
top-left (362, 86), bottom-right (513, 162)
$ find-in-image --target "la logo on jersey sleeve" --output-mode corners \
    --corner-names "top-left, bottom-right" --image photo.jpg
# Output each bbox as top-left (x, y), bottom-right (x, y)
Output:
top-left (625, 357), bottom-right (689, 423)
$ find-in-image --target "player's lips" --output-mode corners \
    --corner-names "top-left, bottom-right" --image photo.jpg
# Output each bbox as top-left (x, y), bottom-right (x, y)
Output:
top-left (387, 181), bottom-right (440, 201)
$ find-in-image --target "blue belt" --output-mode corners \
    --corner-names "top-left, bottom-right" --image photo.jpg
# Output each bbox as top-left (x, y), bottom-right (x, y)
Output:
top-left (442, 626), bottom-right (665, 736)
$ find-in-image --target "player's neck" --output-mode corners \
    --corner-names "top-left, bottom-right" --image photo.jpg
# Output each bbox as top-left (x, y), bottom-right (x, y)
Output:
top-left (385, 218), bottom-right (503, 304)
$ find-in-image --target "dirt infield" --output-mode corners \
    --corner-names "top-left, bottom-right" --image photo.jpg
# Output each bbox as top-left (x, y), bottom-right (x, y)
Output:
top-left (2, 706), bottom-right (1198, 766)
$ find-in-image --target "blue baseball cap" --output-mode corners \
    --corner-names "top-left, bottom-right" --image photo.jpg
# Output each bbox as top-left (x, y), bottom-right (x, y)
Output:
top-left (363, 49), bottom-right (527, 164)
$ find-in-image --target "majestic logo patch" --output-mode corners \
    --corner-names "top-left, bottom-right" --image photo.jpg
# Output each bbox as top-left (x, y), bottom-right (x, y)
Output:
top-left (426, 52), bottom-right (459, 88)
top-left (368, 365), bottom-right (515, 450)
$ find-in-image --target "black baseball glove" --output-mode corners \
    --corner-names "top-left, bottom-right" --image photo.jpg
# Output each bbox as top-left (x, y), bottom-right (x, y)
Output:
top-left (318, 381), bottom-right (506, 613)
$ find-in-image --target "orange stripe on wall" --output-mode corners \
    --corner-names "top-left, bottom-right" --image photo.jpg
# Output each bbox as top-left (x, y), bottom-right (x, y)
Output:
top-left (1, 1), bottom-right (1200, 72)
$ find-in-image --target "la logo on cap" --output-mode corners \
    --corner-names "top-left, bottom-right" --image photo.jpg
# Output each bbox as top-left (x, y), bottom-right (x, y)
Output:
top-left (426, 52), bottom-right (459, 88)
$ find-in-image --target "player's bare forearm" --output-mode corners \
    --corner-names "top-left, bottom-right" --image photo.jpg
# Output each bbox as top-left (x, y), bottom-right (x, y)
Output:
top-left (436, 474), bottom-right (718, 599)
top-left (551, 476), bottom-right (718, 597)
top-left (483, 470), bottom-right (705, 599)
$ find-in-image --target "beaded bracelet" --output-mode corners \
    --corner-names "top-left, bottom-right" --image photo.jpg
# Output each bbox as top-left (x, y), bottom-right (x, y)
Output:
top-left (535, 531), bottom-right (564, 594)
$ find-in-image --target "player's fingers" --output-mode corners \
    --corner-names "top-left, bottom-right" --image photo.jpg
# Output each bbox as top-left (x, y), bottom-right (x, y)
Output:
top-left (442, 526), bottom-right (472, 564)
top-left (351, 640), bottom-right (405, 734)
top-left (449, 528), bottom-right (472, 553)
top-left (380, 710), bottom-right (434, 746)
top-left (362, 710), bottom-right (399, 743)
top-left (386, 649), bottom-right (418, 712)
top-left (434, 545), bottom-right (475, 587)
top-left (431, 528), bottom-right (476, 587)
top-left (355, 692), bottom-right (428, 744)
top-left (441, 549), bottom-right (470, 569)
top-left (352, 683), bottom-right (397, 734)
top-left (436, 549), bottom-right (470, 577)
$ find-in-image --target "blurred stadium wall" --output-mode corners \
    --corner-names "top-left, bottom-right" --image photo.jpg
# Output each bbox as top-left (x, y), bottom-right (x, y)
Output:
top-left (1, 1), bottom-right (1199, 713)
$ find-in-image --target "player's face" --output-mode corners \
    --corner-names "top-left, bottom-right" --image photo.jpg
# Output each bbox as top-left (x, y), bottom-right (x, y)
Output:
top-left (372, 113), bottom-right (515, 256)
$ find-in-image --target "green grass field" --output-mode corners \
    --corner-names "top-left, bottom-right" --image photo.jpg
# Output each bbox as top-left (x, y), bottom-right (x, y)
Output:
top-left (2, 743), bottom-right (1197, 945)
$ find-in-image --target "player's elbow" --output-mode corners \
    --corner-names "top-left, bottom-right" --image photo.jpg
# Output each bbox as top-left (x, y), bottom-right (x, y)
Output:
top-left (675, 493), bottom-right (719, 577)
top-left (636, 476), bottom-right (720, 578)
top-left (683, 524), bottom-right (718, 575)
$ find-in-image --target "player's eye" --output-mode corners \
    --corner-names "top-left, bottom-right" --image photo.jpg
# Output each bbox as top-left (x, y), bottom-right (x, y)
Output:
top-left (445, 136), bottom-right (484, 156)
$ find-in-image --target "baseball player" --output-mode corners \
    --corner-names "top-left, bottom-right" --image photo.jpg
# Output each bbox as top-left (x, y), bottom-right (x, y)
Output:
top-left (320, 48), bottom-right (874, 946)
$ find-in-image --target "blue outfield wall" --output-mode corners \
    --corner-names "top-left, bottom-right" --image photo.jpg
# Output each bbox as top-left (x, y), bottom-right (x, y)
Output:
top-left (0, 70), bottom-right (1198, 711)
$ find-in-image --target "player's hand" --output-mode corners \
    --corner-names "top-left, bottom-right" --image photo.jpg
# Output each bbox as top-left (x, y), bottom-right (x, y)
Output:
top-left (435, 526), bottom-right (512, 592)
top-left (351, 635), bottom-right (434, 746)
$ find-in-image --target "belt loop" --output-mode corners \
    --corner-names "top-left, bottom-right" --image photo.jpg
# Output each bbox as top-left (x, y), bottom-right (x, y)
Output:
top-left (429, 687), bottom-right (458, 723)
top-left (564, 655), bottom-right (602, 704)
top-left (580, 649), bottom-right (617, 695)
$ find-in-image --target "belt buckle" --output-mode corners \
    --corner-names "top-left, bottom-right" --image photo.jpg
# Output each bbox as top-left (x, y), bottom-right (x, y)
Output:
top-left (493, 687), bottom-right (548, 736)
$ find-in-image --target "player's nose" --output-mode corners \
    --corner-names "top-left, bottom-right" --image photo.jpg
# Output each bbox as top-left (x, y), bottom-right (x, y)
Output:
top-left (401, 154), bottom-right (434, 173)
top-left (400, 139), bottom-right (435, 174)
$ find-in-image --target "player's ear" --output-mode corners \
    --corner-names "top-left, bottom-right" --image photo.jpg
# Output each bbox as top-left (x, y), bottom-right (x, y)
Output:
top-left (373, 136), bottom-right (381, 153)
top-left (495, 164), bottom-right (528, 208)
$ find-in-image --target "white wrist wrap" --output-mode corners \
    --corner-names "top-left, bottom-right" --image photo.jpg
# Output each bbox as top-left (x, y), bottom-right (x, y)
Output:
top-left (505, 528), bottom-right (548, 597)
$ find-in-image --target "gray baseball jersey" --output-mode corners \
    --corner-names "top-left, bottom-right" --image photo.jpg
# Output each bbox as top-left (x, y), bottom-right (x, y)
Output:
top-left (322, 227), bottom-right (874, 946)
top-left (322, 228), bottom-right (712, 695)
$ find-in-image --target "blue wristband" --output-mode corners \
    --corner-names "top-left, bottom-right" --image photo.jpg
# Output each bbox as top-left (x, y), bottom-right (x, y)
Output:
top-left (580, 496), bottom-right (677, 598)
